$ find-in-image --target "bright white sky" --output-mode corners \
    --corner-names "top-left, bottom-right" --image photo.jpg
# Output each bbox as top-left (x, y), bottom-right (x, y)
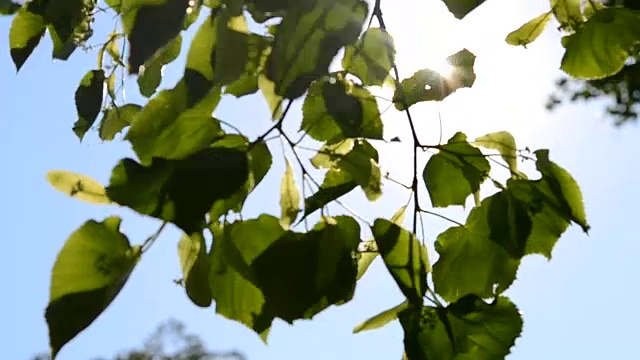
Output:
top-left (1, 1), bottom-right (638, 359)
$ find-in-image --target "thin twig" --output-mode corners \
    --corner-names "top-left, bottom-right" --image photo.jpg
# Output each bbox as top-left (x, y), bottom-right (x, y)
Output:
top-left (142, 222), bottom-right (168, 253)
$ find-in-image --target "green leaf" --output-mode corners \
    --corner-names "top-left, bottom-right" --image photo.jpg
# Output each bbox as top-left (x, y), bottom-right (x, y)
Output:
top-left (337, 140), bottom-right (383, 201)
top-left (399, 295), bottom-right (523, 359)
top-left (251, 216), bottom-right (361, 322)
top-left (0, 0), bottom-right (20, 15)
top-left (424, 132), bottom-right (490, 208)
top-left (46, 217), bottom-right (141, 358)
top-left (551, 0), bottom-right (584, 28)
top-left (280, 159), bottom-right (301, 229)
top-left (393, 49), bottom-right (476, 110)
top-left (303, 169), bottom-right (357, 218)
top-left (505, 11), bottom-right (553, 47)
top-left (352, 300), bottom-right (409, 334)
top-left (126, 0), bottom-right (189, 73)
top-left (46, 170), bottom-right (111, 205)
top-left (475, 131), bottom-right (519, 174)
top-left (98, 104), bottom-right (142, 141)
top-left (342, 27), bottom-right (395, 86)
top-left (356, 205), bottom-right (407, 280)
top-left (505, 179), bottom-right (571, 259)
top-left (106, 147), bottom-right (249, 233)
top-left (311, 139), bottom-right (355, 169)
top-left (432, 226), bottom-right (519, 302)
top-left (209, 216), bottom-right (283, 341)
top-left (46, 0), bottom-right (95, 60)
top-left (534, 149), bottom-right (590, 232)
top-left (225, 34), bottom-right (271, 97)
top-left (561, 7), bottom-right (640, 79)
top-left (137, 35), bottom-right (182, 97)
top-left (72, 70), bottom-right (105, 141)
top-left (468, 190), bottom-right (533, 259)
top-left (209, 137), bottom-right (273, 220)
top-left (301, 78), bottom-right (383, 142)
top-left (9, 5), bottom-right (47, 71)
top-left (214, 12), bottom-right (249, 85)
top-left (125, 81), bottom-right (223, 164)
top-left (440, 0), bottom-right (487, 19)
top-left (178, 231), bottom-right (212, 307)
top-left (258, 74), bottom-right (284, 120)
top-left (264, 0), bottom-right (368, 99)
top-left (372, 219), bottom-right (430, 305)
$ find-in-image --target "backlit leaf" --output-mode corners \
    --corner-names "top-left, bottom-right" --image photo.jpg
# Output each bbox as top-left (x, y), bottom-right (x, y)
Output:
top-left (561, 7), bottom-right (640, 79)
top-left (301, 77), bottom-right (383, 142)
top-left (303, 169), bottom-right (357, 218)
top-left (280, 159), bottom-right (301, 229)
top-left (265, 0), bottom-right (368, 99)
top-left (46, 0), bottom-right (95, 60)
top-left (46, 217), bottom-right (140, 358)
top-left (311, 139), bottom-right (355, 169)
top-left (126, 0), bottom-right (189, 73)
top-left (137, 35), bottom-right (182, 97)
top-left (399, 295), bottom-right (523, 359)
top-left (432, 226), bottom-right (519, 302)
top-left (475, 131), bottom-right (519, 174)
top-left (551, 0), bottom-right (583, 28)
top-left (353, 301), bottom-right (409, 334)
top-left (72, 70), bottom-right (105, 141)
top-left (372, 218), bottom-right (429, 305)
top-left (394, 49), bottom-right (476, 109)
top-left (9, 4), bottom-right (46, 71)
top-left (106, 147), bottom-right (249, 233)
top-left (505, 11), bottom-right (553, 47)
top-left (46, 170), bottom-right (111, 205)
top-left (125, 81), bottom-right (223, 164)
top-left (342, 27), bottom-right (395, 86)
top-left (178, 231), bottom-right (212, 307)
top-left (338, 140), bottom-right (383, 201)
top-left (98, 104), bottom-right (142, 141)
top-left (424, 132), bottom-right (490, 208)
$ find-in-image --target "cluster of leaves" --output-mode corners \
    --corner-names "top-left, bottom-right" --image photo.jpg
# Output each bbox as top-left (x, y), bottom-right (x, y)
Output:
top-left (505, 0), bottom-right (640, 124)
top-left (546, 0), bottom-right (640, 126)
top-left (8, 0), bottom-right (637, 358)
top-left (32, 319), bottom-right (245, 360)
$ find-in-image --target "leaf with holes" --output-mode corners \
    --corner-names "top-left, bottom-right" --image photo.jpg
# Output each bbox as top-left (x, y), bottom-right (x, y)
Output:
top-left (46, 217), bottom-right (141, 358)
top-left (393, 49), bottom-right (476, 110)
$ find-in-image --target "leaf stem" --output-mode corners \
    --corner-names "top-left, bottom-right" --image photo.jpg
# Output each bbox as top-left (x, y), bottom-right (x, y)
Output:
top-left (141, 221), bottom-right (168, 253)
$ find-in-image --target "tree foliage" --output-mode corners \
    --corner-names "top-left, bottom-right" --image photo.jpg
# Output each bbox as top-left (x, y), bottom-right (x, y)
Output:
top-left (546, 0), bottom-right (640, 126)
top-left (32, 319), bottom-right (244, 360)
top-left (8, 0), bottom-right (634, 358)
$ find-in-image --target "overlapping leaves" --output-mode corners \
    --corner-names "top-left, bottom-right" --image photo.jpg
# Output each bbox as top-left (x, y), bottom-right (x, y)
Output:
top-left (5, 0), bottom-right (596, 359)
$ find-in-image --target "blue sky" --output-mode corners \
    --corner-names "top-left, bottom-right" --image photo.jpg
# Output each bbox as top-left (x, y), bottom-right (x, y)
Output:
top-left (2, 0), bottom-right (638, 359)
